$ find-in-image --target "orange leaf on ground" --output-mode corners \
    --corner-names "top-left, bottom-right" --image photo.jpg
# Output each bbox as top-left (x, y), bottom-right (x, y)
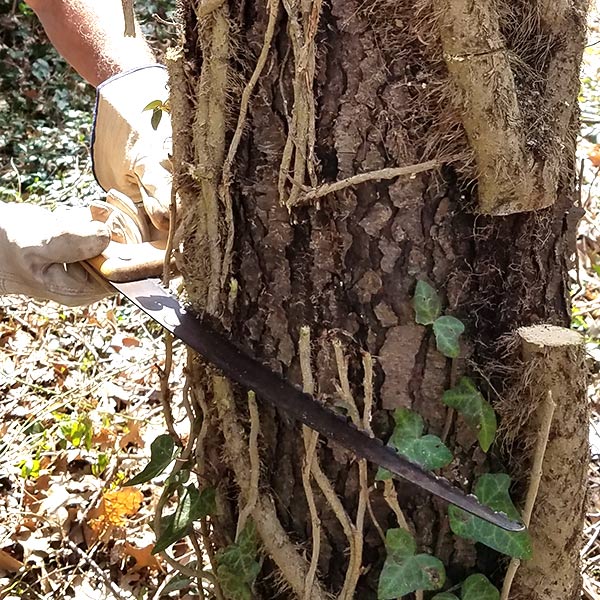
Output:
top-left (589, 145), bottom-right (600, 167)
top-left (123, 542), bottom-right (162, 571)
top-left (87, 488), bottom-right (144, 542)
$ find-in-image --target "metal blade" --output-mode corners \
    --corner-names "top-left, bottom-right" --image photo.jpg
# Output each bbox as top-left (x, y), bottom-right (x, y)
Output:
top-left (111, 278), bottom-right (524, 533)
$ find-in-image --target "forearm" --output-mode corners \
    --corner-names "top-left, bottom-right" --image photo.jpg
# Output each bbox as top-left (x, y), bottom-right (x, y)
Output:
top-left (26, 0), bottom-right (155, 86)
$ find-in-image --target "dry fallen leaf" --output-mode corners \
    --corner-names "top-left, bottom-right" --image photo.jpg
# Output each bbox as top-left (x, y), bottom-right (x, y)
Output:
top-left (123, 542), bottom-right (162, 572)
top-left (87, 488), bottom-right (144, 543)
top-left (119, 422), bottom-right (144, 450)
top-left (93, 427), bottom-right (116, 450)
top-left (589, 145), bottom-right (600, 168)
top-left (0, 548), bottom-right (23, 572)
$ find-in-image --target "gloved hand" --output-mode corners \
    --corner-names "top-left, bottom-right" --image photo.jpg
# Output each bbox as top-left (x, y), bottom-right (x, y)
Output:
top-left (89, 189), bottom-right (152, 244)
top-left (0, 202), bottom-right (112, 306)
top-left (92, 65), bottom-right (172, 233)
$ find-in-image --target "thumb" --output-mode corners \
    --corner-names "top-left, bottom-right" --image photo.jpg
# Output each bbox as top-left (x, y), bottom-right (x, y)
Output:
top-left (133, 159), bottom-right (173, 232)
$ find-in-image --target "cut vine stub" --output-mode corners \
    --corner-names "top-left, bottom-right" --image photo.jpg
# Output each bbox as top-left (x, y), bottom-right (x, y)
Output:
top-left (510, 324), bottom-right (586, 600)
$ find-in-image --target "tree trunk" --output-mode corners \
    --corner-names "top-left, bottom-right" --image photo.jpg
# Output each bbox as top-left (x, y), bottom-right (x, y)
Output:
top-left (167, 0), bottom-right (589, 597)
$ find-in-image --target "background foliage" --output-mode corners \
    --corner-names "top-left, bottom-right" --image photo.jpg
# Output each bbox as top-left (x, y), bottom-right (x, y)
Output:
top-left (0, 0), bottom-right (175, 207)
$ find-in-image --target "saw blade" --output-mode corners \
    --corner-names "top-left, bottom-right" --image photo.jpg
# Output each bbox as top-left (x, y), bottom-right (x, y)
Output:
top-left (110, 277), bottom-right (524, 533)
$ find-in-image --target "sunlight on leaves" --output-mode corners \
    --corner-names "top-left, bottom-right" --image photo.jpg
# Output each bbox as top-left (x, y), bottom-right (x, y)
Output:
top-left (442, 376), bottom-right (497, 452)
top-left (377, 528), bottom-right (445, 599)
top-left (60, 416), bottom-right (93, 450)
top-left (153, 485), bottom-right (216, 554)
top-left (448, 474), bottom-right (531, 559)
top-left (125, 434), bottom-right (177, 486)
top-left (88, 487), bottom-right (144, 540)
top-left (413, 280), bottom-right (442, 325)
top-left (123, 542), bottom-right (162, 572)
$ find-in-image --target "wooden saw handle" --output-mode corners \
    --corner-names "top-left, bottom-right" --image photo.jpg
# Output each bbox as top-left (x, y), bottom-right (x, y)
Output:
top-left (87, 240), bottom-right (167, 282)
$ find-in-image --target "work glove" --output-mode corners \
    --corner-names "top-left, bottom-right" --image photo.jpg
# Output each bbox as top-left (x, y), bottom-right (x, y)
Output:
top-left (92, 65), bottom-right (172, 233)
top-left (89, 189), bottom-right (152, 244)
top-left (0, 202), bottom-right (112, 306)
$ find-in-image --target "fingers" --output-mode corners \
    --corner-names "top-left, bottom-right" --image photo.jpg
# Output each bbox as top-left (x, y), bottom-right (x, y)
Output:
top-left (43, 262), bottom-right (114, 306)
top-left (44, 210), bottom-right (111, 264)
top-left (90, 192), bottom-right (147, 243)
top-left (133, 160), bottom-right (172, 232)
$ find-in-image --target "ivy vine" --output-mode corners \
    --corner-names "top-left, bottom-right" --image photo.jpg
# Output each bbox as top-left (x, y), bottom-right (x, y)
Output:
top-left (376, 280), bottom-right (531, 599)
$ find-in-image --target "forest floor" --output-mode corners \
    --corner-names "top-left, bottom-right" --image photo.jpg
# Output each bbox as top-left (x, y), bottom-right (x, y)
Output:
top-left (2, 3), bottom-right (600, 600)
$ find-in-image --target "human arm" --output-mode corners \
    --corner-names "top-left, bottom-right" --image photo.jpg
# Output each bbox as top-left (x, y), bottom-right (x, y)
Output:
top-left (26, 0), bottom-right (172, 232)
top-left (25, 0), bottom-right (155, 87)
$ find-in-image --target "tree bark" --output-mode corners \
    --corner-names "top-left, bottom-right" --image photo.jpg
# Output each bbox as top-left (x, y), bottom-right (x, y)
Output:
top-left (168, 0), bottom-right (589, 597)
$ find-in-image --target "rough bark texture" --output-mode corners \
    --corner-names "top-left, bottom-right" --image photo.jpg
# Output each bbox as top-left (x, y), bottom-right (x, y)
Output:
top-left (169, 0), bottom-right (588, 597)
top-left (511, 325), bottom-right (587, 600)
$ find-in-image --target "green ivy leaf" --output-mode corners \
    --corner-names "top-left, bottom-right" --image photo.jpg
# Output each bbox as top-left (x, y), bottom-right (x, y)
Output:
top-left (60, 416), bottom-right (93, 450)
top-left (442, 377), bottom-right (497, 452)
top-left (377, 528), bottom-right (445, 599)
top-left (125, 434), bottom-right (177, 486)
top-left (151, 108), bottom-right (163, 130)
top-left (413, 280), bottom-right (442, 325)
top-left (448, 474), bottom-right (531, 559)
top-left (216, 521), bottom-right (262, 600)
top-left (376, 409), bottom-right (453, 480)
top-left (153, 485), bottom-right (216, 554)
top-left (432, 594), bottom-right (460, 600)
top-left (161, 574), bottom-right (195, 594)
top-left (389, 407), bottom-right (423, 443)
top-left (433, 315), bottom-right (464, 358)
top-left (143, 99), bottom-right (164, 111)
top-left (462, 574), bottom-right (500, 600)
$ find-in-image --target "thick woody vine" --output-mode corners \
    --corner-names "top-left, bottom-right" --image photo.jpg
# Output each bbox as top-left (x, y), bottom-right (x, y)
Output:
top-left (117, 0), bottom-right (587, 598)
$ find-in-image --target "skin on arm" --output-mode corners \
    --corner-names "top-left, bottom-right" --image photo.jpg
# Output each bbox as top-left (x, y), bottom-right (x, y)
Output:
top-left (26, 0), bottom-right (156, 86)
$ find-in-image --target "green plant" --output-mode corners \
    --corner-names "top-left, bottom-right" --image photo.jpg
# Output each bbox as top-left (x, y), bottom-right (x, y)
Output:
top-left (375, 280), bottom-right (530, 598)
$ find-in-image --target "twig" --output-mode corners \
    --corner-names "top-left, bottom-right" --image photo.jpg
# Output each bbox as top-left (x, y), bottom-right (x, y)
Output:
top-left (501, 391), bottom-right (556, 600)
top-left (333, 340), bottom-right (366, 600)
top-left (121, 0), bottom-right (136, 36)
top-left (292, 160), bottom-right (443, 206)
top-left (188, 531), bottom-right (208, 599)
top-left (383, 479), bottom-right (409, 531)
top-left (333, 340), bottom-right (361, 427)
top-left (218, 0), bottom-right (278, 286)
top-left (441, 358), bottom-right (459, 442)
top-left (201, 518), bottom-right (225, 600)
top-left (362, 352), bottom-right (374, 435)
top-left (278, 0), bottom-right (323, 207)
top-left (299, 326), bottom-right (322, 599)
top-left (363, 353), bottom-right (385, 544)
top-left (162, 184), bottom-right (178, 287)
top-left (213, 376), bottom-right (329, 600)
top-left (158, 332), bottom-right (179, 442)
top-left (582, 524), bottom-right (600, 558)
top-left (64, 539), bottom-right (128, 600)
top-left (584, 578), bottom-right (600, 600)
top-left (236, 391), bottom-right (261, 539)
top-left (522, 392), bottom-right (556, 525)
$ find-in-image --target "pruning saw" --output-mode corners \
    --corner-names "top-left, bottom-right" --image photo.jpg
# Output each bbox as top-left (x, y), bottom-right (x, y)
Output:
top-left (87, 240), bottom-right (524, 533)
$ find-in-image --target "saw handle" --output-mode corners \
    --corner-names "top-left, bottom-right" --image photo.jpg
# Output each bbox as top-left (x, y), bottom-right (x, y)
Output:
top-left (87, 240), bottom-right (167, 282)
